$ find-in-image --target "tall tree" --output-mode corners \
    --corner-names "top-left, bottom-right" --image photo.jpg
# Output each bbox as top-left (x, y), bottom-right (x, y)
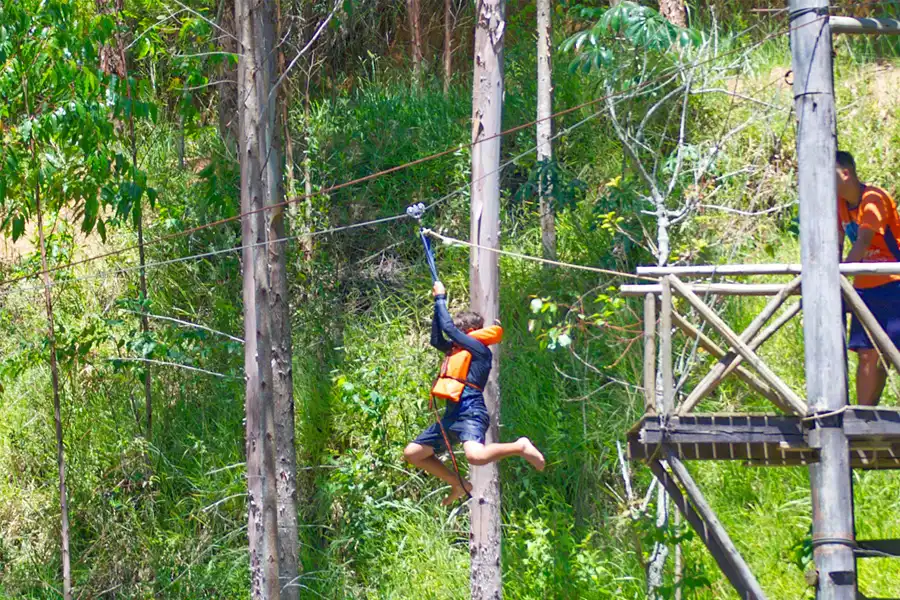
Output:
top-left (536, 0), bottom-right (555, 261)
top-left (237, 0), bottom-right (281, 595)
top-left (443, 0), bottom-right (455, 93)
top-left (272, 3), bottom-right (300, 597)
top-left (408, 0), bottom-right (424, 84)
top-left (658, 0), bottom-right (686, 27)
top-left (469, 0), bottom-right (505, 596)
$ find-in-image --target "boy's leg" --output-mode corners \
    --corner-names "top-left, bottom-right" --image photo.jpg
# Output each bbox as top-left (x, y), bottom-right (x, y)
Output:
top-left (403, 443), bottom-right (472, 505)
top-left (463, 438), bottom-right (545, 471)
top-left (857, 349), bottom-right (888, 406)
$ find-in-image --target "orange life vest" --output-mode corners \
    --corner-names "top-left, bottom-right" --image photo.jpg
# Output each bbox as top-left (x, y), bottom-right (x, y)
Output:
top-left (431, 326), bottom-right (503, 402)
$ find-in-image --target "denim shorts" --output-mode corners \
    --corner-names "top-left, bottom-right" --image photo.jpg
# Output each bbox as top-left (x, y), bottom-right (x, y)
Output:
top-left (848, 280), bottom-right (900, 351)
top-left (413, 396), bottom-right (490, 453)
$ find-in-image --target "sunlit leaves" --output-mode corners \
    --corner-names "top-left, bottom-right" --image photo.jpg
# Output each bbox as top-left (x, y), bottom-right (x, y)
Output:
top-left (561, 1), bottom-right (701, 74)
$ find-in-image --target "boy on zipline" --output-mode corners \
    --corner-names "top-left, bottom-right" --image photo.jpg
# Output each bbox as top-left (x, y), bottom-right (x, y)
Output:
top-left (836, 150), bottom-right (900, 405)
top-left (403, 281), bottom-right (545, 505)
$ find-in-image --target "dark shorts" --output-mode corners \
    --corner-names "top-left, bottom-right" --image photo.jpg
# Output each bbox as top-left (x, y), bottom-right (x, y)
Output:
top-left (848, 280), bottom-right (900, 351)
top-left (413, 397), bottom-right (490, 454)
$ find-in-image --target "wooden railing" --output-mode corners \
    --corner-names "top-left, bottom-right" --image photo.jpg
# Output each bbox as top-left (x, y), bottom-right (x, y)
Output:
top-left (620, 263), bottom-right (900, 418)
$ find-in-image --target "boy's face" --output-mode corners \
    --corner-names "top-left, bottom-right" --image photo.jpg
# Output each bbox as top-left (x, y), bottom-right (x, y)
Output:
top-left (835, 166), bottom-right (856, 199)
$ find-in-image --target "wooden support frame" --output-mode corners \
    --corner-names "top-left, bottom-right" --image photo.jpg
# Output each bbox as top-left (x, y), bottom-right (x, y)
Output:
top-left (649, 453), bottom-right (767, 599)
top-left (621, 283), bottom-right (796, 297)
top-left (636, 262), bottom-right (900, 277)
top-left (644, 294), bottom-right (657, 413)
top-left (671, 311), bottom-right (791, 413)
top-left (679, 278), bottom-right (801, 415)
top-left (667, 275), bottom-right (808, 415)
top-left (840, 276), bottom-right (900, 373)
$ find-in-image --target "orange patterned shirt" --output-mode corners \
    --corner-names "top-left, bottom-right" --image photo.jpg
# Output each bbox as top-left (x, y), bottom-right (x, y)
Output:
top-left (838, 185), bottom-right (900, 289)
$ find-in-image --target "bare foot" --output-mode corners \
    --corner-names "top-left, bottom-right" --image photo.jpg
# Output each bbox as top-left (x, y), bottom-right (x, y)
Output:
top-left (442, 480), bottom-right (473, 506)
top-left (518, 437), bottom-right (546, 472)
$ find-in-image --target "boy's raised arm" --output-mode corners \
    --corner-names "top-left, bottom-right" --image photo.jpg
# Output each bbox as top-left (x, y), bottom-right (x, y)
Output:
top-left (430, 301), bottom-right (452, 353)
top-left (433, 295), bottom-right (490, 357)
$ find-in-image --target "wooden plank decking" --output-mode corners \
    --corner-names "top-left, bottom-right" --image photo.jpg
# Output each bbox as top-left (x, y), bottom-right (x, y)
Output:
top-left (628, 407), bottom-right (900, 469)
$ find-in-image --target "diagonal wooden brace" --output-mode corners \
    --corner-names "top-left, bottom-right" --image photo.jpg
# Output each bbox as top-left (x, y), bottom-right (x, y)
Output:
top-left (649, 452), bottom-right (768, 600)
top-left (672, 311), bottom-right (795, 415)
top-left (840, 276), bottom-right (900, 373)
top-left (668, 275), bottom-right (808, 416)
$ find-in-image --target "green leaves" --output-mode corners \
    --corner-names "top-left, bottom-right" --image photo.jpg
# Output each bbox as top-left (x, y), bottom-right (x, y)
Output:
top-left (562, 1), bottom-right (701, 74)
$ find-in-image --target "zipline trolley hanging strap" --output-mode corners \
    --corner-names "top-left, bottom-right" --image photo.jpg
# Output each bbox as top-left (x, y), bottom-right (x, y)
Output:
top-left (406, 202), bottom-right (471, 501)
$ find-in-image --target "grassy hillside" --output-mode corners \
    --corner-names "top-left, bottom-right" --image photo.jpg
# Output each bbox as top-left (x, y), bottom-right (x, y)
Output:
top-left (3, 16), bottom-right (900, 600)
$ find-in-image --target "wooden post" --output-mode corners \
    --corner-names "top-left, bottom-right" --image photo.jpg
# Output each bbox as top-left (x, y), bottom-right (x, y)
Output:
top-left (790, 0), bottom-right (856, 596)
top-left (644, 294), bottom-right (657, 413)
top-left (469, 0), bottom-right (505, 596)
top-left (660, 277), bottom-right (674, 415)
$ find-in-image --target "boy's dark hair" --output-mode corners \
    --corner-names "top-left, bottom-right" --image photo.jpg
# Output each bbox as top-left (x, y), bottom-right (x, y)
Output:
top-left (836, 150), bottom-right (857, 175)
top-left (453, 311), bottom-right (484, 333)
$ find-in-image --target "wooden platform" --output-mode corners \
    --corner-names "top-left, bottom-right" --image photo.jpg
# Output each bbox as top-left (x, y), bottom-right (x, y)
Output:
top-left (628, 408), bottom-right (900, 469)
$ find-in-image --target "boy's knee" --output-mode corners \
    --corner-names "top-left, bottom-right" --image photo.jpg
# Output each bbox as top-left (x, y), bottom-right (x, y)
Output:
top-left (403, 443), bottom-right (428, 464)
top-left (465, 445), bottom-right (488, 466)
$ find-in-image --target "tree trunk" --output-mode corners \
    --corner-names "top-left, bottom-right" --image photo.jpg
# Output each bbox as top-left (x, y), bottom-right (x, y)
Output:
top-left (271, 4), bottom-right (300, 596)
top-left (35, 164), bottom-right (72, 600)
top-left (218, 0), bottom-right (240, 155)
top-left (237, 0), bottom-right (281, 596)
top-left (96, 0), bottom-right (127, 78)
top-left (658, 0), bottom-right (686, 27)
top-left (408, 0), bottom-right (424, 84)
top-left (301, 72), bottom-right (314, 260)
top-left (469, 0), bottom-right (505, 597)
top-left (535, 0), bottom-right (555, 262)
top-left (121, 41), bottom-right (153, 441)
top-left (443, 0), bottom-right (454, 93)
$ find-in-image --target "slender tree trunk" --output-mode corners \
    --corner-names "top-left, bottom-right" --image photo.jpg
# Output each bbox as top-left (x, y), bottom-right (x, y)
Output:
top-left (122, 46), bottom-right (153, 441)
top-left (469, 0), bottom-right (504, 597)
top-left (408, 0), bottom-right (424, 84)
top-left (35, 162), bottom-right (72, 600)
top-left (535, 0), bottom-right (555, 262)
top-left (658, 0), bottom-right (686, 27)
top-left (218, 0), bottom-right (240, 155)
top-left (301, 70), bottom-right (314, 260)
top-left (238, 0), bottom-right (281, 596)
top-left (271, 3), bottom-right (300, 597)
top-left (443, 0), bottom-right (454, 93)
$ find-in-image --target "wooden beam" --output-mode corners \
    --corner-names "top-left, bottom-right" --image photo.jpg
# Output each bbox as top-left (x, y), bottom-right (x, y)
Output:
top-left (721, 302), bottom-right (802, 381)
top-left (667, 275), bottom-right (808, 415)
top-left (855, 539), bottom-right (900, 559)
top-left (621, 283), bottom-right (795, 297)
top-left (661, 277), bottom-right (674, 415)
top-left (644, 294), bottom-right (657, 413)
top-left (636, 262), bottom-right (900, 277)
top-left (650, 455), bottom-right (768, 599)
top-left (840, 276), bottom-right (900, 373)
top-left (671, 311), bottom-right (791, 413)
top-left (830, 16), bottom-right (900, 35)
top-left (679, 279), bottom-right (800, 415)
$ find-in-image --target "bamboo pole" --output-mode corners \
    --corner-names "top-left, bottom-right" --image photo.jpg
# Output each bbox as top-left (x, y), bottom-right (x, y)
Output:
top-left (620, 283), bottom-right (797, 297)
top-left (840, 276), bottom-right (900, 372)
top-left (830, 16), bottom-right (900, 35)
top-left (671, 311), bottom-right (794, 414)
top-left (636, 262), bottom-right (900, 277)
top-left (667, 275), bottom-right (807, 416)
top-left (644, 294), bottom-right (657, 413)
top-left (679, 278), bottom-right (801, 414)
